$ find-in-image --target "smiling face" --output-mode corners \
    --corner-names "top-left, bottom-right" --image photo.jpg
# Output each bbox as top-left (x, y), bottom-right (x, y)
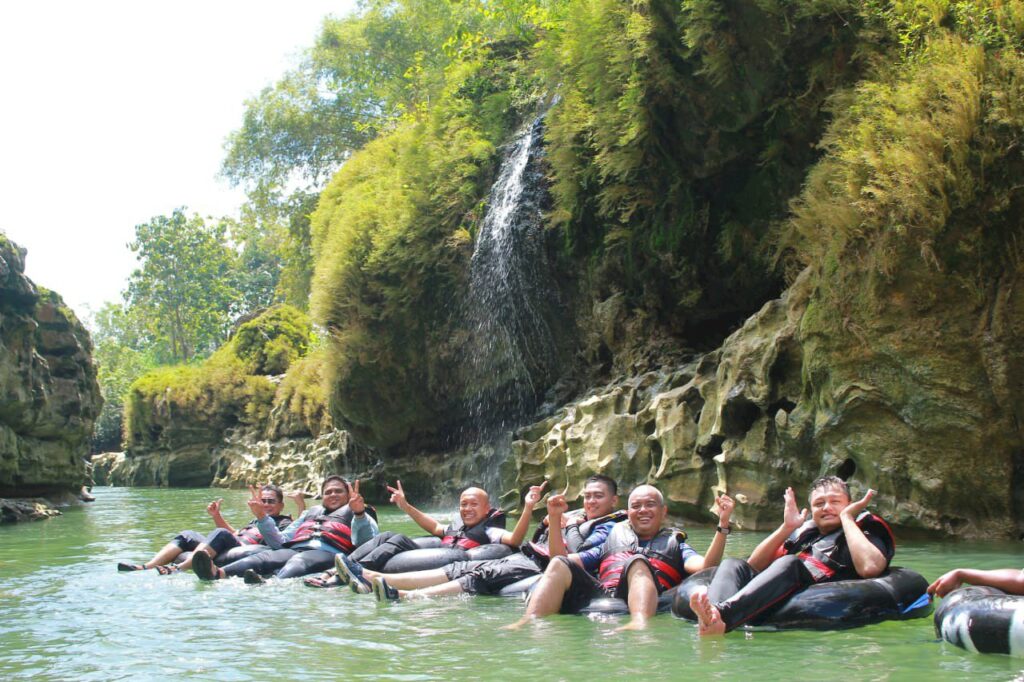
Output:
top-left (321, 478), bottom-right (351, 512)
top-left (259, 487), bottom-right (285, 517)
top-left (627, 485), bottom-right (667, 540)
top-left (809, 484), bottom-right (851, 534)
top-left (582, 480), bottom-right (617, 520)
top-left (459, 488), bottom-right (490, 526)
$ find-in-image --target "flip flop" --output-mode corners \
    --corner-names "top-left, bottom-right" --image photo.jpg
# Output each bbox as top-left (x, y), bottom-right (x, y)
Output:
top-left (154, 564), bottom-right (179, 575)
top-left (117, 562), bottom-right (145, 572)
top-left (303, 573), bottom-right (342, 589)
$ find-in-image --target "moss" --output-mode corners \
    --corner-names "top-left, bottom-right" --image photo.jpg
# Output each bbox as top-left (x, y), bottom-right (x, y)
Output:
top-left (124, 306), bottom-right (312, 450)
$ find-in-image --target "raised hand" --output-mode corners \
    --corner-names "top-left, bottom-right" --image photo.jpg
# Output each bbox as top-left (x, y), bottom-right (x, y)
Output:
top-left (247, 496), bottom-right (267, 519)
top-left (715, 493), bottom-right (735, 524)
top-left (206, 498), bottom-right (223, 518)
top-left (841, 489), bottom-right (875, 521)
top-left (783, 487), bottom-right (808, 530)
top-left (286, 490), bottom-right (305, 504)
top-left (546, 492), bottom-right (569, 517)
top-left (524, 480), bottom-right (548, 507)
top-left (386, 480), bottom-right (408, 511)
top-left (349, 479), bottom-right (366, 515)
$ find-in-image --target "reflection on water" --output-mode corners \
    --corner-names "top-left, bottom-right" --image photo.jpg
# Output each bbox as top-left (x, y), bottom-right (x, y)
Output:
top-left (0, 487), bottom-right (1023, 680)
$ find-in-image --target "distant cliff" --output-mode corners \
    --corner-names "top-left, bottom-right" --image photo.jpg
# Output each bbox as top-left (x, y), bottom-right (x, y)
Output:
top-left (0, 234), bottom-right (101, 518)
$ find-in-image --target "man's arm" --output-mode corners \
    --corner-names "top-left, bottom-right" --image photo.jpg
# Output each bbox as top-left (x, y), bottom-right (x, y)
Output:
top-left (254, 501), bottom-right (305, 549)
top-left (347, 480), bottom-right (378, 546)
top-left (501, 481), bottom-right (547, 546)
top-left (387, 480), bottom-right (445, 536)
top-left (838, 489), bottom-right (887, 578)
top-left (684, 494), bottom-right (735, 573)
top-left (929, 568), bottom-right (1024, 597)
top-left (543, 493), bottom-right (571, 558)
top-left (748, 487), bottom-right (807, 571)
top-left (206, 498), bottom-right (235, 534)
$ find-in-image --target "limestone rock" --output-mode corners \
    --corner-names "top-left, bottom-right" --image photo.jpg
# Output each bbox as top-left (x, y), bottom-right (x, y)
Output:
top-left (0, 234), bottom-right (101, 504)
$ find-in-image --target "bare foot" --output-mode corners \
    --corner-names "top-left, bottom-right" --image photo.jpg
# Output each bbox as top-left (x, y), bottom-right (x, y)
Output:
top-left (689, 587), bottom-right (726, 636)
top-left (615, 617), bottom-right (648, 632)
top-left (502, 617), bottom-right (532, 631)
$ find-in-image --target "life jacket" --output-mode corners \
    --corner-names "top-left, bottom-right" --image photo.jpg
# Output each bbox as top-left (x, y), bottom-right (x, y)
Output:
top-left (440, 507), bottom-right (506, 550)
top-left (783, 511), bottom-right (895, 582)
top-left (236, 514), bottom-right (291, 545)
top-left (525, 509), bottom-right (628, 559)
top-left (285, 504), bottom-right (377, 553)
top-left (597, 523), bottom-right (689, 592)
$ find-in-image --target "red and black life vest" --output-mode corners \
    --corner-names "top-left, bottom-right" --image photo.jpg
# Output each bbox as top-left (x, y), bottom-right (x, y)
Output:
top-left (440, 507), bottom-right (506, 550)
top-left (285, 505), bottom-right (364, 553)
top-left (526, 509), bottom-right (628, 559)
top-left (597, 523), bottom-right (689, 592)
top-left (236, 514), bottom-right (292, 545)
top-left (783, 511), bottom-right (895, 582)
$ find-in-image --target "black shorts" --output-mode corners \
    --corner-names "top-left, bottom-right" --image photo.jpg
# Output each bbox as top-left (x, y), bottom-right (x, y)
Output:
top-left (444, 554), bottom-right (542, 595)
top-left (557, 555), bottom-right (659, 614)
top-left (170, 530), bottom-right (205, 552)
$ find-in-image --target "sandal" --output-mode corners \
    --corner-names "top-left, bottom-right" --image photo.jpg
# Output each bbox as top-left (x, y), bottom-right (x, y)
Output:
top-left (191, 551), bottom-right (222, 581)
top-left (117, 562), bottom-right (145, 572)
top-left (155, 564), bottom-right (179, 576)
top-left (303, 571), bottom-right (342, 589)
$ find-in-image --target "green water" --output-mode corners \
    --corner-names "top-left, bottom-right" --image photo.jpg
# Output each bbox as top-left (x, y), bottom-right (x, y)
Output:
top-left (1, 487), bottom-right (1023, 681)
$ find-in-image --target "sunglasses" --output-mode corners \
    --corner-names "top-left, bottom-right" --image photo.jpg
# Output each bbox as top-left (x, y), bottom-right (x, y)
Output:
top-left (260, 498), bottom-right (279, 504)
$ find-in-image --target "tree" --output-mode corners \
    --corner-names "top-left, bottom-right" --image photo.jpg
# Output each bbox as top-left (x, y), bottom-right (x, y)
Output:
top-left (125, 209), bottom-right (240, 363)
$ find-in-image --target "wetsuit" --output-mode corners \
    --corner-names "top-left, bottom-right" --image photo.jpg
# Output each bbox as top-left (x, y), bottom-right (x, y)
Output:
top-left (347, 509), bottom-right (507, 571)
top-left (217, 505), bottom-right (379, 579)
top-left (553, 524), bottom-right (697, 614)
top-left (707, 511), bottom-right (895, 631)
top-left (442, 510), bottom-right (624, 595)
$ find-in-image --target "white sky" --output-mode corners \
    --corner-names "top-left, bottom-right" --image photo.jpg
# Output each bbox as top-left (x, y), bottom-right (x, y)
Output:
top-left (0, 1), bottom-right (356, 322)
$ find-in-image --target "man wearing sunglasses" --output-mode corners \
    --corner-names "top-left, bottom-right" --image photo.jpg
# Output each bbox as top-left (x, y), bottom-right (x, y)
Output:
top-left (508, 484), bottom-right (734, 631)
top-left (116, 484), bottom-right (297, 574)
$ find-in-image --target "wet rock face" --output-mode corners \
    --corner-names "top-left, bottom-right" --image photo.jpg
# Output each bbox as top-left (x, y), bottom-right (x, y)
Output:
top-left (0, 235), bottom-right (101, 501)
top-left (511, 267), bottom-right (1024, 539)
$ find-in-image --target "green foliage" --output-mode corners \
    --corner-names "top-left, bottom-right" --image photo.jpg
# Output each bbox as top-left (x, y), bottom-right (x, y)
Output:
top-left (89, 302), bottom-right (157, 452)
top-left (309, 37), bottom-right (535, 447)
top-left (123, 306), bottom-right (313, 449)
top-left (125, 209), bottom-right (240, 363)
top-left (269, 349), bottom-right (331, 438)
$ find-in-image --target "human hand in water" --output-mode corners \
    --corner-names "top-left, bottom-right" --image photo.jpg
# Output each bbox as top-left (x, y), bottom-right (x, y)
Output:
top-left (387, 480), bottom-right (409, 511)
top-left (783, 487), bottom-right (808, 530)
top-left (840, 489), bottom-right (875, 522)
top-left (349, 479), bottom-right (366, 515)
top-left (715, 493), bottom-right (735, 525)
top-left (524, 480), bottom-right (548, 507)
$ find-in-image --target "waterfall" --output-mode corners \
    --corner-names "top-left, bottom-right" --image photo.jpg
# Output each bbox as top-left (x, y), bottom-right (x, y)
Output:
top-left (462, 113), bottom-right (560, 440)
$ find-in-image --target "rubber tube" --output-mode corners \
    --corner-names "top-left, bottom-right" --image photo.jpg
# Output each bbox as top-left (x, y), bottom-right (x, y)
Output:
top-left (935, 586), bottom-right (1024, 656)
top-left (670, 566), bottom-right (932, 630)
top-left (380, 543), bottom-right (515, 573)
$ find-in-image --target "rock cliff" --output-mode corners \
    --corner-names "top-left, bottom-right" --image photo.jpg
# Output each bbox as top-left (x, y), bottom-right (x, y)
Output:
top-left (0, 234), bottom-right (101, 517)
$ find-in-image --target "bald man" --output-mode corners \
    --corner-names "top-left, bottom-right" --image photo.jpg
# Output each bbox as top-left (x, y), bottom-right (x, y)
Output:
top-left (508, 484), bottom-right (734, 631)
top-left (321, 482), bottom-right (538, 584)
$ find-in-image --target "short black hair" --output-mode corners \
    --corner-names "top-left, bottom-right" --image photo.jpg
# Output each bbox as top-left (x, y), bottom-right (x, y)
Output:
top-left (808, 475), bottom-right (850, 502)
top-left (584, 474), bottom-right (618, 496)
top-left (260, 484), bottom-right (284, 503)
top-left (321, 475), bottom-right (350, 494)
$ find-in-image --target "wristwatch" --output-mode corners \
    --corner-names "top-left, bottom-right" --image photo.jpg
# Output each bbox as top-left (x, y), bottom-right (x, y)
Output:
top-left (716, 525), bottom-right (731, 535)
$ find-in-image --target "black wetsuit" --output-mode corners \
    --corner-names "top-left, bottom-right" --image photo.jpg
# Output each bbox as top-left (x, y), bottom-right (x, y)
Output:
top-left (708, 512), bottom-right (895, 631)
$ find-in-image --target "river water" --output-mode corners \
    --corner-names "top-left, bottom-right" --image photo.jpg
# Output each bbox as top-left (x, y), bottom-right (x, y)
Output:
top-left (1, 487), bottom-right (1022, 681)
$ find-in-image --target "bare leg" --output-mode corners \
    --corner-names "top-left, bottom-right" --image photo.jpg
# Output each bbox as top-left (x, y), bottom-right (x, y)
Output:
top-left (361, 567), bottom-right (449, 590)
top-left (144, 544), bottom-right (184, 569)
top-left (689, 586), bottom-right (726, 636)
top-left (401, 580), bottom-right (467, 600)
top-left (504, 559), bottom-right (572, 630)
top-left (616, 561), bottom-right (658, 631)
top-left (176, 544), bottom-right (217, 571)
